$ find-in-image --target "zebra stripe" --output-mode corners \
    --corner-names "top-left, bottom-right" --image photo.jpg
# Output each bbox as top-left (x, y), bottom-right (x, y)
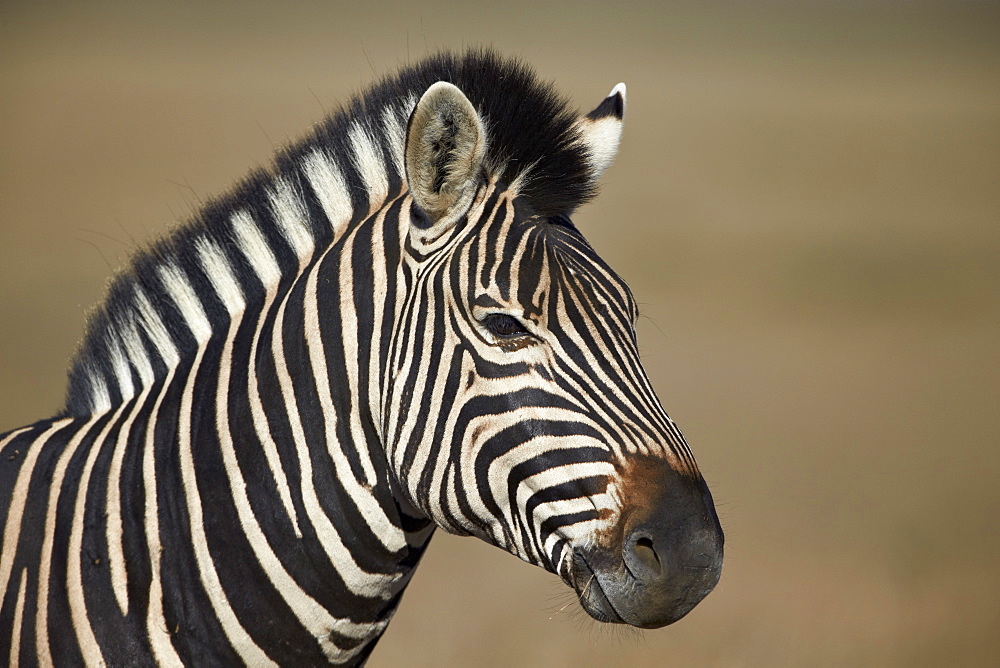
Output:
top-left (37, 413), bottom-right (103, 666)
top-left (9, 567), bottom-right (26, 668)
top-left (106, 322), bottom-right (153, 615)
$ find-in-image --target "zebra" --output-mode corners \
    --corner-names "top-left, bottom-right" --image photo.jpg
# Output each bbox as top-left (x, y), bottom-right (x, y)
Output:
top-left (0, 50), bottom-right (723, 665)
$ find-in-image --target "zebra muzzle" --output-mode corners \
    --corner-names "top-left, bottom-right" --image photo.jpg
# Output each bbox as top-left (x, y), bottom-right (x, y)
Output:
top-left (571, 458), bottom-right (724, 628)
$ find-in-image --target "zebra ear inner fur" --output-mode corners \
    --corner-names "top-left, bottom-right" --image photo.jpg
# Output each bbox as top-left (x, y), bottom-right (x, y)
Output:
top-left (405, 81), bottom-right (486, 234)
top-left (575, 82), bottom-right (627, 181)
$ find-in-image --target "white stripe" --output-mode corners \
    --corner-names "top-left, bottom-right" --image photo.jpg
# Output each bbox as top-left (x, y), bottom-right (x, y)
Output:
top-left (233, 211), bottom-right (282, 290)
top-left (516, 462), bottom-right (616, 525)
top-left (196, 238), bottom-right (245, 317)
top-left (380, 105), bottom-right (409, 179)
top-left (88, 369), bottom-right (112, 414)
top-left (133, 307), bottom-right (185, 666)
top-left (158, 264), bottom-right (212, 344)
top-left (120, 319), bottom-right (154, 383)
top-left (348, 121), bottom-right (389, 210)
top-left (269, 178), bottom-right (316, 265)
top-left (106, 320), bottom-right (152, 615)
top-left (108, 334), bottom-right (135, 402)
top-left (302, 148), bottom-right (352, 240)
top-left (1, 425), bottom-right (35, 667)
top-left (9, 568), bottom-right (27, 668)
top-left (0, 426), bottom-right (31, 458)
top-left (366, 209), bottom-right (392, 447)
top-left (134, 286), bottom-right (180, 367)
top-left (36, 414), bottom-right (102, 666)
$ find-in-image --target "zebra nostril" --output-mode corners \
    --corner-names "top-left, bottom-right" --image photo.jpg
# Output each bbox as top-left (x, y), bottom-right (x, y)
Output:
top-left (629, 534), bottom-right (663, 577)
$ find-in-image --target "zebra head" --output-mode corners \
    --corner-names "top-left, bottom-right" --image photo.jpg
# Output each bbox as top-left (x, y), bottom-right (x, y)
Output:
top-left (385, 73), bottom-right (724, 629)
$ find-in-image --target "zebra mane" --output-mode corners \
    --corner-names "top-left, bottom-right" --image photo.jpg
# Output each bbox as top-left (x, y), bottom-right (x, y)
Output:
top-left (63, 49), bottom-right (596, 416)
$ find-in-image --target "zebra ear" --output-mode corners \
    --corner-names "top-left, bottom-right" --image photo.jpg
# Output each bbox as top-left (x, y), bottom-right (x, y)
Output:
top-left (405, 81), bottom-right (486, 239)
top-left (576, 83), bottom-right (626, 180)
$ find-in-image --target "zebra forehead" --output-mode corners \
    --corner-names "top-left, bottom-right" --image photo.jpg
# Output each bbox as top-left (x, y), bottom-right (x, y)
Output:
top-left (530, 230), bottom-right (635, 313)
top-left (465, 220), bottom-right (636, 320)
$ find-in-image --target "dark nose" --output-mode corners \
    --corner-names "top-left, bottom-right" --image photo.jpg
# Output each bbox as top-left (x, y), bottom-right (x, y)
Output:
top-left (618, 479), bottom-right (724, 628)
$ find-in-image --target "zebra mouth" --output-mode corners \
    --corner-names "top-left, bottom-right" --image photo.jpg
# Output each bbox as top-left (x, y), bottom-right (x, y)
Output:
top-left (568, 552), bottom-right (627, 625)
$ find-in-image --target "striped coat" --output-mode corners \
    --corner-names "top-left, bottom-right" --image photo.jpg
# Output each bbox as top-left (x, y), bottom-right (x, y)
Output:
top-left (0, 51), bottom-right (723, 665)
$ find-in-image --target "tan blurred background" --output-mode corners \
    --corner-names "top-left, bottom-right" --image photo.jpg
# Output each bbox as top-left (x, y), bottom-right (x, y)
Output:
top-left (2, 1), bottom-right (998, 665)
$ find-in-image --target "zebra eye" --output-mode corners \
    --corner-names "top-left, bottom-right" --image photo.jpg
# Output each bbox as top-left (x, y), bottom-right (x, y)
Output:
top-left (483, 314), bottom-right (529, 338)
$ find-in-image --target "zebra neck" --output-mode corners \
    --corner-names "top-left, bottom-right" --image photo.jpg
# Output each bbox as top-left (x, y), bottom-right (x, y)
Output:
top-left (41, 103), bottom-right (436, 653)
top-left (0, 187), bottom-right (435, 662)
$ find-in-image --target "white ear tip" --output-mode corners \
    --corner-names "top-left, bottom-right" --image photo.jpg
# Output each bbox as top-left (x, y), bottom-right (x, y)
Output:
top-left (610, 83), bottom-right (627, 113)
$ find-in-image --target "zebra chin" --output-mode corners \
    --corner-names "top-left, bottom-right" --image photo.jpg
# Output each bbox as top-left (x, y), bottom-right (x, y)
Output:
top-left (565, 457), bottom-right (724, 629)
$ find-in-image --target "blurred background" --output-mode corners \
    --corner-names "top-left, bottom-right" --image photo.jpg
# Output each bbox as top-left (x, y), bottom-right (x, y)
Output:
top-left (1, 1), bottom-right (997, 664)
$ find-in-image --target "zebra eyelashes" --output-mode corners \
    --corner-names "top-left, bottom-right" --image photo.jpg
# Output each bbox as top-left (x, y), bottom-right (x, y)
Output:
top-left (482, 313), bottom-right (530, 339)
top-left (472, 295), bottom-right (533, 342)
